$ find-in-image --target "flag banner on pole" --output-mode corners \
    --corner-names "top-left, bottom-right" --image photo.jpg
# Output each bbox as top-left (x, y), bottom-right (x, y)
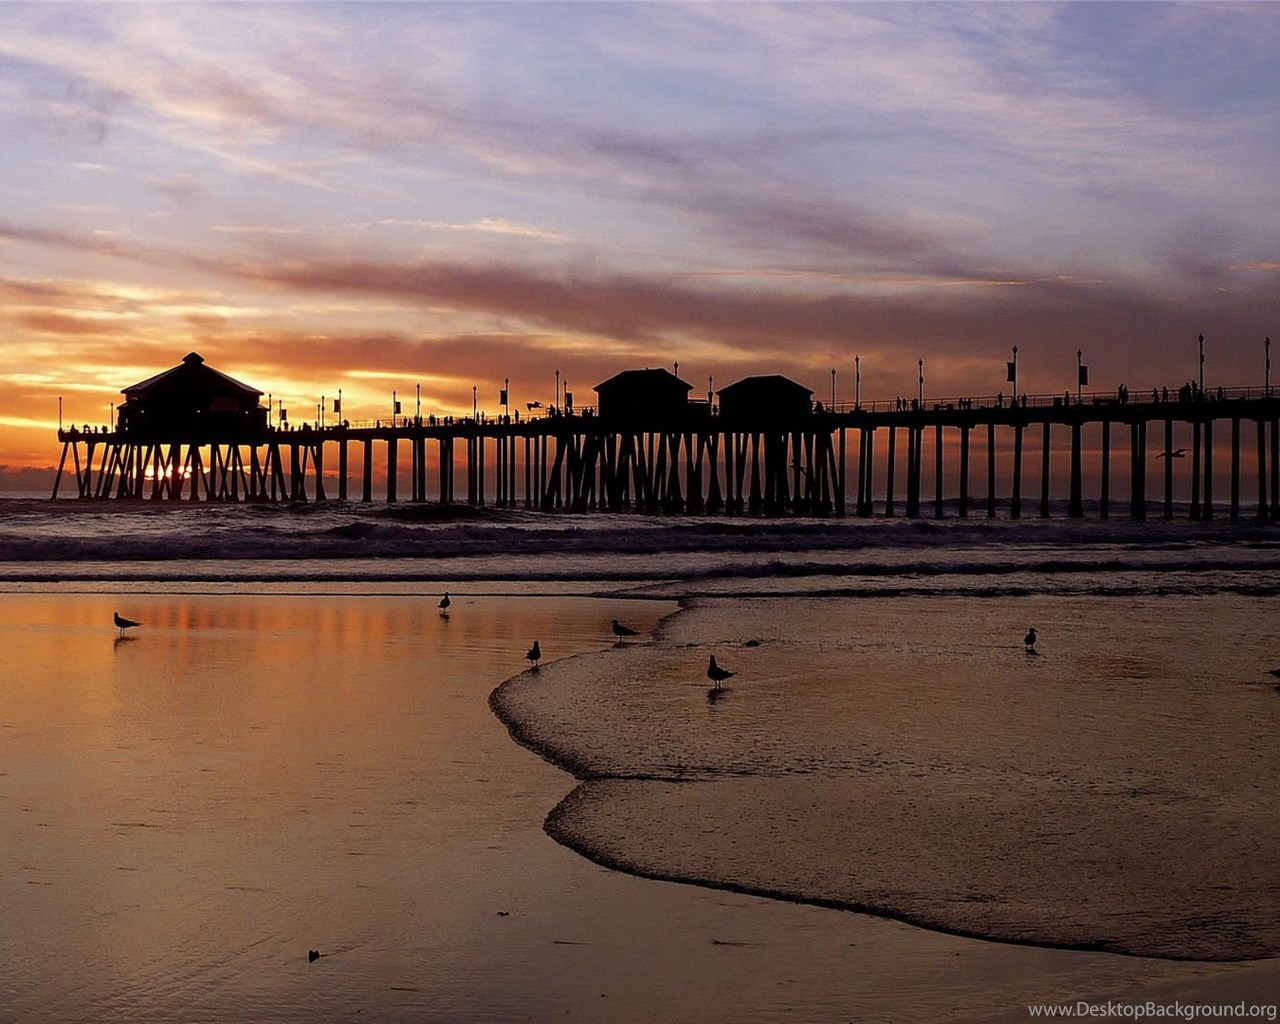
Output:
top-left (394, 401), bottom-right (402, 414)
top-left (499, 388), bottom-right (508, 405)
top-left (1078, 366), bottom-right (1089, 386)
top-left (280, 409), bottom-right (288, 421)
top-left (564, 391), bottom-right (573, 410)
top-left (333, 399), bottom-right (341, 413)
top-left (1006, 360), bottom-right (1017, 382)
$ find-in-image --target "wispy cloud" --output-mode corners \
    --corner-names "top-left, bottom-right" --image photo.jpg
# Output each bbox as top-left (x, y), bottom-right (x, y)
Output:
top-left (378, 217), bottom-right (570, 243)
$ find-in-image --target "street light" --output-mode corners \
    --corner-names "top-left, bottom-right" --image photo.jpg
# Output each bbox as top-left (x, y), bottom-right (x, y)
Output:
top-left (1266, 337), bottom-right (1271, 397)
top-left (1198, 333), bottom-right (1205, 394)
top-left (917, 359), bottom-right (924, 408)
top-left (855, 355), bottom-right (861, 409)
top-left (1009, 345), bottom-right (1019, 404)
top-left (831, 368), bottom-right (836, 407)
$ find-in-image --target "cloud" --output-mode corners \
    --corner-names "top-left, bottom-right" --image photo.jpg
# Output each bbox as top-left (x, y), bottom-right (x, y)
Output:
top-left (378, 217), bottom-right (570, 243)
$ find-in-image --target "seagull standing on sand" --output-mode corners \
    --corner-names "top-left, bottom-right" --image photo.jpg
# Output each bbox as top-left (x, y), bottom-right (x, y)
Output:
top-left (1024, 627), bottom-right (1038, 653)
top-left (438, 592), bottom-right (451, 617)
top-left (707, 655), bottom-right (734, 689)
top-left (114, 611), bottom-right (140, 637)
top-left (526, 641), bottom-right (541, 670)
top-left (611, 620), bottom-right (637, 644)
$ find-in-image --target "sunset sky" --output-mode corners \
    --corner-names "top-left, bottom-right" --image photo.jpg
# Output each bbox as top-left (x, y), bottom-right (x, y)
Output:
top-left (1, 2), bottom-right (1277, 483)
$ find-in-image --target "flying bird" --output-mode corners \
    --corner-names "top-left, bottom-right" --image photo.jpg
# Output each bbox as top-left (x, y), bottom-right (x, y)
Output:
top-left (1157, 448), bottom-right (1187, 459)
top-left (438, 592), bottom-right (451, 616)
top-left (611, 619), bottom-right (637, 643)
top-left (706, 655), bottom-right (735, 689)
top-left (114, 611), bottom-right (140, 637)
top-left (526, 640), bottom-right (541, 670)
top-left (1024, 627), bottom-right (1038, 653)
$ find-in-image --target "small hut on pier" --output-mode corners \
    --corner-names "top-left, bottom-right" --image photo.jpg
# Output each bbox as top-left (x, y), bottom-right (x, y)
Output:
top-left (593, 368), bottom-right (694, 423)
top-left (717, 374), bottom-right (814, 424)
top-left (117, 352), bottom-right (267, 440)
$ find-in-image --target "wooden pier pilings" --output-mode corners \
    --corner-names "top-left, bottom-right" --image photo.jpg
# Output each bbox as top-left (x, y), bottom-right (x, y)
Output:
top-left (52, 391), bottom-right (1280, 523)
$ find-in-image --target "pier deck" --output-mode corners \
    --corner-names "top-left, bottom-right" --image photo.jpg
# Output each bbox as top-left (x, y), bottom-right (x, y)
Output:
top-left (53, 387), bottom-right (1280, 523)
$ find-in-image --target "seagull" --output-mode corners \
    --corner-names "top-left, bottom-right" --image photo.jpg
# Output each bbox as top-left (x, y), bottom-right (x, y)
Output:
top-left (114, 611), bottom-right (140, 637)
top-left (438, 592), bottom-right (451, 617)
top-left (611, 619), bottom-right (637, 644)
top-left (1024, 627), bottom-right (1038, 654)
top-left (1157, 448), bottom-right (1187, 459)
top-left (526, 640), bottom-right (541, 670)
top-left (707, 655), bottom-right (735, 689)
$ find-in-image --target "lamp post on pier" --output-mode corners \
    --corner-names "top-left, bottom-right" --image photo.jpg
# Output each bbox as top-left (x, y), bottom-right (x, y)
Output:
top-left (831, 368), bottom-right (836, 408)
top-left (1198, 333), bottom-right (1205, 395)
top-left (917, 359), bottom-right (924, 408)
top-left (855, 355), bottom-right (861, 410)
top-left (1266, 337), bottom-right (1271, 398)
top-left (1009, 346), bottom-right (1019, 405)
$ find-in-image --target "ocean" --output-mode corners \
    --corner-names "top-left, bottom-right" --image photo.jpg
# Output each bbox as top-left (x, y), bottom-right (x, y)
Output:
top-left (2, 496), bottom-right (1279, 1022)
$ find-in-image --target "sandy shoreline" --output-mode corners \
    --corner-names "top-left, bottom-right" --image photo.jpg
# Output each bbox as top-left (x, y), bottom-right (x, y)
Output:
top-left (491, 592), bottom-right (1280, 1018)
top-left (4, 589), bottom-right (1278, 1022)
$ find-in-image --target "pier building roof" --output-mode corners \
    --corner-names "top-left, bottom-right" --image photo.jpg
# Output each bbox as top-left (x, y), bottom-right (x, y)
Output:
top-left (717, 374), bottom-right (814, 421)
top-left (593, 367), bottom-right (693, 422)
top-left (117, 352), bottom-right (267, 441)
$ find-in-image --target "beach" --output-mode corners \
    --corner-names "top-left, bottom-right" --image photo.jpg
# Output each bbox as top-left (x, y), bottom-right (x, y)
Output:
top-left (3, 504), bottom-right (1280, 1021)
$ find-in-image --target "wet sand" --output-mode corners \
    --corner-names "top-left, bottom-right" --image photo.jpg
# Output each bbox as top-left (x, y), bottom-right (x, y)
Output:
top-left (4, 591), bottom-right (1278, 1022)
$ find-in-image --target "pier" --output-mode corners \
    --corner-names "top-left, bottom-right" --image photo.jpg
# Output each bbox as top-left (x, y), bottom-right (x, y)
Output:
top-left (51, 354), bottom-right (1280, 522)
